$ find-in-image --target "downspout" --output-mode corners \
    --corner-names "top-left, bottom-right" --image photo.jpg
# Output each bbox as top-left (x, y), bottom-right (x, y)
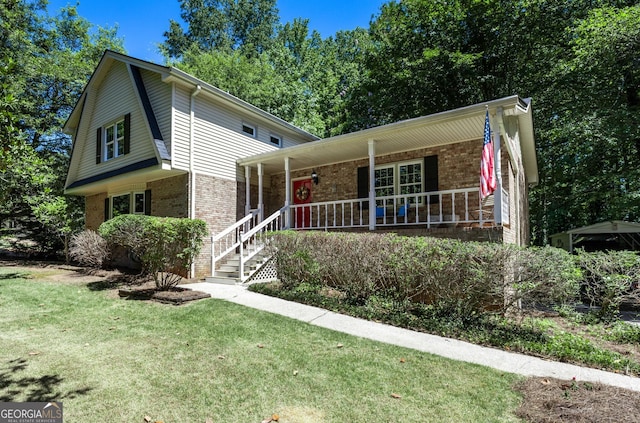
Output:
top-left (189, 85), bottom-right (201, 219)
top-left (189, 85), bottom-right (201, 277)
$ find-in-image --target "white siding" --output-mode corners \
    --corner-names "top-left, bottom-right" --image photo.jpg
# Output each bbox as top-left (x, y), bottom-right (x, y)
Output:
top-left (140, 68), bottom-right (171, 149)
top-left (172, 84), bottom-right (192, 170)
top-left (74, 61), bottom-right (156, 182)
top-left (192, 95), bottom-right (279, 181)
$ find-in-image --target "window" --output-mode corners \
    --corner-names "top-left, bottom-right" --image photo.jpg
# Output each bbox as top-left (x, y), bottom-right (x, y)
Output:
top-left (106, 191), bottom-right (149, 220)
top-left (104, 119), bottom-right (125, 160)
top-left (375, 160), bottom-right (423, 204)
top-left (357, 156), bottom-right (438, 205)
top-left (242, 123), bottom-right (256, 137)
top-left (97, 113), bottom-right (130, 164)
top-left (133, 192), bottom-right (145, 214)
top-left (398, 162), bottom-right (423, 197)
top-left (270, 135), bottom-right (282, 146)
top-left (111, 194), bottom-right (130, 218)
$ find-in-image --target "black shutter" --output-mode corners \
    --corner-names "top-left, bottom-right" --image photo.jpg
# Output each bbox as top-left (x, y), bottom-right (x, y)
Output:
top-left (96, 127), bottom-right (102, 164)
top-left (104, 197), bottom-right (110, 222)
top-left (424, 155), bottom-right (439, 203)
top-left (357, 166), bottom-right (369, 208)
top-left (123, 113), bottom-right (131, 154)
top-left (144, 189), bottom-right (151, 215)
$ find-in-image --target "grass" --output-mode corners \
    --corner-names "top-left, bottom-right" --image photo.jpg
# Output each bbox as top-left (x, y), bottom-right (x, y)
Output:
top-left (0, 267), bottom-right (524, 422)
top-left (250, 282), bottom-right (640, 376)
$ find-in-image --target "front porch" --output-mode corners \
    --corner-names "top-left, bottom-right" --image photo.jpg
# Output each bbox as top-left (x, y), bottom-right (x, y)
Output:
top-left (208, 186), bottom-right (508, 284)
top-left (206, 96), bottom-right (536, 282)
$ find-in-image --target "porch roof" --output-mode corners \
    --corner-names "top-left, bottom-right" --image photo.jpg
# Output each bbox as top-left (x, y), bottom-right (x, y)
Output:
top-left (238, 95), bottom-right (538, 184)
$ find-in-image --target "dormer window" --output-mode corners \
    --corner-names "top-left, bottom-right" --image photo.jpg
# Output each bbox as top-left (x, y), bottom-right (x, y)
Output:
top-left (96, 113), bottom-right (130, 164)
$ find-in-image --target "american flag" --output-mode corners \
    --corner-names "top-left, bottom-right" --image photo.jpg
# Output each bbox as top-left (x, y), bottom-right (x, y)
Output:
top-left (480, 109), bottom-right (496, 199)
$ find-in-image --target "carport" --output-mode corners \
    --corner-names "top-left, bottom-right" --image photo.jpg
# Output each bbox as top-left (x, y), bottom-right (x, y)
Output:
top-left (551, 221), bottom-right (640, 253)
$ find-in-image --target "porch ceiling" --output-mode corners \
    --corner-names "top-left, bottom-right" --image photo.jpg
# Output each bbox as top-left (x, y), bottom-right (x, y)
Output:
top-left (238, 95), bottom-right (537, 184)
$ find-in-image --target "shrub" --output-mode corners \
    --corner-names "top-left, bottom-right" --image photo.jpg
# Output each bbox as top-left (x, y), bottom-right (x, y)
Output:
top-left (98, 214), bottom-right (148, 263)
top-left (269, 232), bottom-right (583, 316)
top-left (575, 250), bottom-right (640, 321)
top-left (99, 215), bottom-right (208, 290)
top-left (512, 246), bottom-right (581, 309)
top-left (142, 216), bottom-right (208, 289)
top-left (69, 230), bottom-right (109, 269)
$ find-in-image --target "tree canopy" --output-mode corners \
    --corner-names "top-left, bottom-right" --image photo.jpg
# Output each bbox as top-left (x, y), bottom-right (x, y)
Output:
top-left (0, 0), bottom-right (123, 256)
top-left (3, 0), bottom-right (639, 255)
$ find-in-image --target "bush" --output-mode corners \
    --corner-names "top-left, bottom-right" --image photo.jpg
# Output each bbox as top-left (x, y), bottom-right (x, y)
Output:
top-left (98, 214), bottom-right (148, 264)
top-left (575, 250), bottom-right (640, 321)
top-left (512, 246), bottom-right (581, 309)
top-left (99, 215), bottom-right (208, 290)
top-left (270, 232), bottom-right (580, 316)
top-left (69, 230), bottom-right (109, 269)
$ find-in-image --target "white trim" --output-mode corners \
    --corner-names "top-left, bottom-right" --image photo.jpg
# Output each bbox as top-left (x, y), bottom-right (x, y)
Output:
top-left (102, 118), bottom-right (125, 161)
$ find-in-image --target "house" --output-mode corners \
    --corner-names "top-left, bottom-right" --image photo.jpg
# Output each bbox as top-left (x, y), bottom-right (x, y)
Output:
top-left (64, 50), bottom-right (538, 281)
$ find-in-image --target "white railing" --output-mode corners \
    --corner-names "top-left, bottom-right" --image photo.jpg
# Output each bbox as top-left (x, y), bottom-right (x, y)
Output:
top-left (289, 187), bottom-right (497, 230)
top-left (211, 187), bottom-right (501, 279)
top-left (236, 208), bottom-right (286, 280)
top-left (211, 209), bottom-right (260, 277)
top-left (210, 207), bottom-right (286, 281)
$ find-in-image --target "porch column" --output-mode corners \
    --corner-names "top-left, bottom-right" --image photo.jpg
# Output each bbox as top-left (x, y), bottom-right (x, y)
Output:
top-left (569, 233), bottom-right (574, 254)
top-left (244, 166), bottom-right (251, 216)
top-left (257, 162), bottom-right (264, 222)
top-left (284, 157), bottom-right (291, 228)
top-left (492, 108), bottom-right (503, 225)
top-left (368, 139), bottom-right (376, 230)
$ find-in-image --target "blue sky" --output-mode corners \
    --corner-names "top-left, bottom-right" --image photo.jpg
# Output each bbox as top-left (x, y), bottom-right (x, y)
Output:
top-left (46, 0), bottom-right (387, 63)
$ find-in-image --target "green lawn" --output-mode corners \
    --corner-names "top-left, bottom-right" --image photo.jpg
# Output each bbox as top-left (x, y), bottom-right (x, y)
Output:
top-left (0, 267), bottom-right (524, 422)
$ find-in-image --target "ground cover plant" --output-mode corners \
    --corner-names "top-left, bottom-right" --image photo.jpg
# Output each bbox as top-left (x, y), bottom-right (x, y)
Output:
top-left (0, 263), bottom-right (526, 422)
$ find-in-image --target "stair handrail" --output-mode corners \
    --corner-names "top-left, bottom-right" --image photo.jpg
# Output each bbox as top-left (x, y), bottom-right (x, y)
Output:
top-left (240, 207), bottom-right (287, 244)
top-left (237, 207), bottom-right (287, 281)
top-left (211, 209), bottom-right (259, 276)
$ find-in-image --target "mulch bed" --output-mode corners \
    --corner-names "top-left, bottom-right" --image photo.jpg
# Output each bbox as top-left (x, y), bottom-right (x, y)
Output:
top-left (514, 377), bottom-right (640, 423)
top-left (118, 286), bottom-right (210, 305)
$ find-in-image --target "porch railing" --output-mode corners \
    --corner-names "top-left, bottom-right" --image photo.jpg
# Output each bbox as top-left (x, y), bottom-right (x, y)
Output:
top-left (289, 187), bottom-right (499, 230)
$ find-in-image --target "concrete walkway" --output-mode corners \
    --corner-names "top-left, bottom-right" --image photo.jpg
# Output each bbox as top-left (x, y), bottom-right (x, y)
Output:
top-left (181, 282), bottom-right (640, 392)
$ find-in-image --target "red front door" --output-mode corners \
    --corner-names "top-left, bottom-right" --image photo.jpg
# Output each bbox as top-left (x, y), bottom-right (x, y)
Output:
top-left (293, 179), bottom-right (313, 228)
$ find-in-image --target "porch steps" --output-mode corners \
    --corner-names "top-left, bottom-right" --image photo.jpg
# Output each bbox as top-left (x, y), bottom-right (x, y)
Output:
top-left (206, 250), bottom-right (271, 285)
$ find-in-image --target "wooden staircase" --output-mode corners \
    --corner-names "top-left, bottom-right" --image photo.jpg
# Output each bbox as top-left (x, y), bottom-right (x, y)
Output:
top-left (207, 208), bottom-right (286, 285)
top-left (206, 246), bottom-right (271, 284)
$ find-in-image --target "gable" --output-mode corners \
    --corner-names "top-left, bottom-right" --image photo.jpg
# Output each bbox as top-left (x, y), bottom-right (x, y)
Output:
top-left (66, 60), bottom-right (161, 191)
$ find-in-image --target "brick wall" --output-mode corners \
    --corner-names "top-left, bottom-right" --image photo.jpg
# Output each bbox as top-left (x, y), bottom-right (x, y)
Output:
top-left (148, 174), bottom-right (189, 218)
top-left (264, 139), bottom-right (528, 244)
top-left (192, 173), bottom-right (250, 277)
top-left (85, 192), bottom-right (108, 230)
top-left (268, 140), bottom-right (486, 209)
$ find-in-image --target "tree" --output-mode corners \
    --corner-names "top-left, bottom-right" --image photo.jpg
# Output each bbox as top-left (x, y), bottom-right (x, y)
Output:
top-left (529, 3), bottom-right (640, 243)
top-left (162, 0), bottom-right (279, 59)
top-left (0, 0), bottom-right (124, 256)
